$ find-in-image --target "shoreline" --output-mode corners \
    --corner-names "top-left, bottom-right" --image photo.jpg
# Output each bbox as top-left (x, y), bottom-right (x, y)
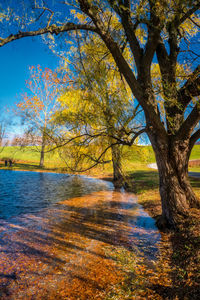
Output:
top-left (0, 166), bottom-right (200, 298)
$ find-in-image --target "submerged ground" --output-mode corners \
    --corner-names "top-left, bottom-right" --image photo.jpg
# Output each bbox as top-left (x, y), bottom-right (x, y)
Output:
top-left (0, 172), bottom-right (160, 299)
top-left (0, 159), bottom-right (200, 298)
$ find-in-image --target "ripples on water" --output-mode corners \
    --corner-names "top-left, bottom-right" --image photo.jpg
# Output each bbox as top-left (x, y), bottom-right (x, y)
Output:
top-left (0, 170), bottom-right (113, 219)
top-left (0, 170), bottom-right (162, 298)
top-left (0, 170), bottom-right (160, 260)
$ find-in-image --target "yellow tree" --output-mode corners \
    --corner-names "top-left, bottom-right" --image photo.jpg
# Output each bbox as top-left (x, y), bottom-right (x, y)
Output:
top-left (55, 36), bottom-right (144, 186)
top-left (0, 0), bottom-right (200, 228)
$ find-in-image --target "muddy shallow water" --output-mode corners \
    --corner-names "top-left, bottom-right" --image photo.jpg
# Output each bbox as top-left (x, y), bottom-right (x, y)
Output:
top-left (0, 170), bottom-right (161, 299)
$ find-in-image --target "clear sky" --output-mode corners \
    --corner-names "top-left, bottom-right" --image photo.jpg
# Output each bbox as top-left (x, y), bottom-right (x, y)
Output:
top-left (0, 36), bottom-right (60, 110)
top-left (0, 35), bottom-right (60, 138)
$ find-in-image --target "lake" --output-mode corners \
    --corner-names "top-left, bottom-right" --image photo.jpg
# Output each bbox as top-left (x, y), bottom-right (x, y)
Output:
top-left (0, 170), bottom-right (113, 219)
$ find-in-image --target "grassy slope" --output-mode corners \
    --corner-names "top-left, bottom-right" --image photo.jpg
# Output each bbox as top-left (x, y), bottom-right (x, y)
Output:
top-left (0, 145), bottom-right (199, 172)
top-left (190, 145), bottom-right (200, 160)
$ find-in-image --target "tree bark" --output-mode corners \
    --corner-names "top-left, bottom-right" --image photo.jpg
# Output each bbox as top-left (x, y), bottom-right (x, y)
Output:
top-left (39, 132), bottom-right (46, 168)
top-left (149, 133), bottom-right (200, 228)
top-left (111, 144), bottom-right (124, 187)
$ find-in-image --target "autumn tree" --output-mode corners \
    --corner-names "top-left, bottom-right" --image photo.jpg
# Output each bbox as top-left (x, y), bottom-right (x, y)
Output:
top-left (16, 65), bottom-right (63, 167)
top-left (0, 0), bottom-right (200, 228)
top-left (55, 36), bottom-right (144, 186)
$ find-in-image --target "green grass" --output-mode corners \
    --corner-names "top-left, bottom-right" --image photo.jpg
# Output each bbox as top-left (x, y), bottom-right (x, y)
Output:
top-left (0, 145), bottom-right (154, 174)
top-left (190, 145), bottom-right (200, 160)
top-left (189, 167), bottom-right (200, 172)
top-left (0, 144), bottom-right (199, 173)
top-left (0, 146), bottom-right (64, 168)
top-left (128, 169), bottom-right (200, 195)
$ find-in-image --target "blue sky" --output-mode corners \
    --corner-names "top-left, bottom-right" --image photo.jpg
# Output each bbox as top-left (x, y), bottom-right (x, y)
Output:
top-left (0, 35), bottom-right (60, 138)
top-left (0, 36), bottom-right (60, 110)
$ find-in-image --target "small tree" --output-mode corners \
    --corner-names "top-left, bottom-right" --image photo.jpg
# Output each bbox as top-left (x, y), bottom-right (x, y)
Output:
top-left (0, 111), bottom-right (10, 152)
top-left (0, 122), bottom-right (6, 147)
top-left (16, 65), bottom-right (63, 167)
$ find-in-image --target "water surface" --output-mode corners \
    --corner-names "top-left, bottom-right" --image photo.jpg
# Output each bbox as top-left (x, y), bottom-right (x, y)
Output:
top-left (0, 170), bottom-right (113, 219)
top-left (0, 170), bottom-right (161, 299)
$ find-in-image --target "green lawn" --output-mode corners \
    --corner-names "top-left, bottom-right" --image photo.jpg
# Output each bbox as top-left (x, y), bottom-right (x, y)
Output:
top-left (190, 145), bottom-right (200, 160)
top-left (0, 146), bottom-right (64, 168)
top-left (0, 144), bottom-right (199, 173)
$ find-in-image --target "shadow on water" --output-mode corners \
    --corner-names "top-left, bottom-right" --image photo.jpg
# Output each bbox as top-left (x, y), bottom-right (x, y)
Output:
top-left (0, 170), bottom-right (162, 298)
top-left (0, 170), bottom-right (199, 298)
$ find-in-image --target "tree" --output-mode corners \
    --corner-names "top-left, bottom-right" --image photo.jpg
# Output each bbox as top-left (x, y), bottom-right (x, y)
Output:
top-left (55, 35), bottom-right (144, 186)
top-left (16, 65), bottom-right (63, 167)
top-left (0, 109), bottom-right (11, 152)
top-left (0, 0), bottom-right (200, 228)
top-left (0, 122), bottom-right (6, 148)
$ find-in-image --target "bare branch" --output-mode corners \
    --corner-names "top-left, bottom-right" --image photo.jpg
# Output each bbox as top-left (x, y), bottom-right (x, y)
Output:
top-left (0, 23), bottom-right (98, 47)
top-left (107, 127), bottom-right (146, 146)
top-left (60, 143), bottom-right (113, 173)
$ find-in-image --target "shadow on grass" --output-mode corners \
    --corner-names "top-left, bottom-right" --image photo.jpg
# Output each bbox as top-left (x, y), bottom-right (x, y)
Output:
top-left (0, 162), bottom-right (66, 173)
top-left (189, 176), bottom-right (200, 188)
top-left (128, 169), bottom-right (200, 194)
top-left (149, 218), bottom-right (200, 300)
top-left (128, 170), bottom-right (159, 193)
top-left (125, 171), bottom-right (200, 299)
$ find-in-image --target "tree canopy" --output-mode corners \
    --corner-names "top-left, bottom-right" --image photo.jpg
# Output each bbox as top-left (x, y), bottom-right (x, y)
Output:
top-left (15, 65), bottom-right (65, 166)
top-left (0, 0), bottom-right (200, 228)
top-left (54, 34), bottom-right (144, 183)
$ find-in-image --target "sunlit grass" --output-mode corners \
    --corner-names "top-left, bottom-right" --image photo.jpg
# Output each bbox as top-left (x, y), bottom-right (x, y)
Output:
top-left (190, 145), bottom-right (200, 160)
top-left (0, 145), bottom-right (199, 174)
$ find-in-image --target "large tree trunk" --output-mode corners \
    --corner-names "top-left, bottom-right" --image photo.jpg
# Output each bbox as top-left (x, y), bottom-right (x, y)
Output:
top-left (149, 134), bottom-right (200, 228)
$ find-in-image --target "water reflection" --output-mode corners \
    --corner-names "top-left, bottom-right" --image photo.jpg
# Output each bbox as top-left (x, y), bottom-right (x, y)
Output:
top-left (0, 172), bottom-right (161, 299)
top-left (0, 170), bottom-right (113, 219)
top-left (54, 190), bottom-right (160, 260)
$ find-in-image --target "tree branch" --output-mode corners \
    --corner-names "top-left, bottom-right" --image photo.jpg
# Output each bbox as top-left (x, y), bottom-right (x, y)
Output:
top-left (179, 1), bottom-right (200, 26)
top-left (34, 6), bottom-right (54, 27)
top-left (60, 143), bottom-right (113, 173)
top-left (78, 0), bottom-right (143, 101)
top-left (178, 65), bottom-right (200, 109)
top-left (143, 0), bottom-right (162, 67)
top-left (0, 23), bottom-right (98, 47)
top-left (177, 104), bottom-right (200, 140)
top-left (156, 37), bottom-right (170, 79)
top-left (110, 2), bottom-right (142, 70)
top-left (108, 127), bottom-right (146, 146)
top-left (188, 16), bottom-right (200, 29)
